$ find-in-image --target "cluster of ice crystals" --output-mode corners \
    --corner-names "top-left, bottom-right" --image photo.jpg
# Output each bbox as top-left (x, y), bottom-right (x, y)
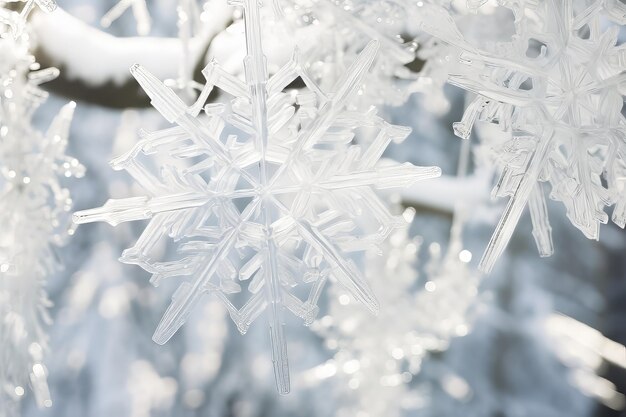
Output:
top-left (418, 0), bottom-right (626, 272)
top-left (313, 207), bottom-right (478, 416)
top-left (0, 0), bottom-right (84, 413)
top-left (73, 0), bottom-right (440, 394)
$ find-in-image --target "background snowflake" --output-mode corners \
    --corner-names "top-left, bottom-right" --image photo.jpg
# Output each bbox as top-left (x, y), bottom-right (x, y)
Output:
top-left (416, 0), bottom-right (626, 272)
top-left (0, 0), bottom-right (83, 413)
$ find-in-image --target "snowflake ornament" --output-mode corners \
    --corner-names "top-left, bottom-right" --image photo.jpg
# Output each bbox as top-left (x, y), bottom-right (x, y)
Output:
top-left (74, 0), bottom-right (440, 394)
top-left (417, 0), bottom-right (626, 272)
top-left (0, 0), bottom-right (83, 412)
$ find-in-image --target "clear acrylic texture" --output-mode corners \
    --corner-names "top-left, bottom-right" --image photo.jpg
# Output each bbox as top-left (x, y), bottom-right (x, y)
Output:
top-left (415, 0), bottom-right (626, 272)
top-left (0, 0), bottom-right (84, 414)
top-left (73, 0), bottom-right (441, 394)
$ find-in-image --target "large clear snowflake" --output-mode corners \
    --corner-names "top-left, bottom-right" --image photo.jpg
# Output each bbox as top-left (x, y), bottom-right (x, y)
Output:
top-left (0, 0), bottom-right (83, 413)
top-left (74, 0), bottom-right (440, 394)
top-left (417, 0), bottom-right (626, 272)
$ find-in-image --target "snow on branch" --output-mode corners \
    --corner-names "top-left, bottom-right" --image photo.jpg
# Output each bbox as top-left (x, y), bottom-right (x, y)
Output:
top-left (30, 1), bottom-right (232, 89)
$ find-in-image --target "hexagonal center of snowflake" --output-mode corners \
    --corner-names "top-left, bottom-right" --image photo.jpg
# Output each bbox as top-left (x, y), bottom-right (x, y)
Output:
top-left (544, 57), bottom-right (599, 126)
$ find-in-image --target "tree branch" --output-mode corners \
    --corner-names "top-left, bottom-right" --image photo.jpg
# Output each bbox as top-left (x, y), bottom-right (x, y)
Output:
top-left (30, 1), bottom-right (232, 107)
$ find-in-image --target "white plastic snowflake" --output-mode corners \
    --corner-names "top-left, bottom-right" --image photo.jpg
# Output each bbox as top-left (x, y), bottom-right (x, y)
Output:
top-left (74, 0), bottom-right (440, 394)
top-left (0, 0), bottom-right (83, 413)
top-left (417, 0), bottom-right (626, 272)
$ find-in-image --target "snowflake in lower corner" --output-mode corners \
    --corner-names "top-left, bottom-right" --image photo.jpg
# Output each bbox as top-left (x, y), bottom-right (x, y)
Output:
top-left (74, 0), bottom-right (440, 394)
top-left (314, 207), bottom-right (424, 417)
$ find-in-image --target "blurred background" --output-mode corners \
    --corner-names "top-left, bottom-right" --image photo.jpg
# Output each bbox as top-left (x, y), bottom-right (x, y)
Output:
top-left (9, 0), bottom-right (626, 416)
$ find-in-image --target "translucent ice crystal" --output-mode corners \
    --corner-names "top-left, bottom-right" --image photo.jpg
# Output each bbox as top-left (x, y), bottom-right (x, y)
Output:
top-left (417, 0), bottom-right (626, 272)
top-left (0, 0), bottom-right (83, 413)
top-left (73, 0), bottom-right (440, 394)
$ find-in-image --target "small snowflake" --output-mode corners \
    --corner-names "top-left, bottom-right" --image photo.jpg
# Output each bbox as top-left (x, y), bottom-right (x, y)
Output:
top-left (74, 0), bottom-right (440, 393)
top-left (314, 207), bottom-right (424, 417)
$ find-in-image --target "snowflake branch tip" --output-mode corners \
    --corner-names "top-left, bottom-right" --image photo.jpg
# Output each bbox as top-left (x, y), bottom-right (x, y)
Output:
top-left (131, 64), bottom-right (187, 123)
top-left (73, 197), bottom-right (151, 226)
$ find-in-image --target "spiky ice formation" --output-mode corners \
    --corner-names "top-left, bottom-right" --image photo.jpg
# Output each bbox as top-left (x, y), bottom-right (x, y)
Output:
top-left (416, 0), bottom-right (626, 272)
top-left (0, 0), bottom-right (84, 413)
top-left (73, 0), bottom-right (440, 394)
